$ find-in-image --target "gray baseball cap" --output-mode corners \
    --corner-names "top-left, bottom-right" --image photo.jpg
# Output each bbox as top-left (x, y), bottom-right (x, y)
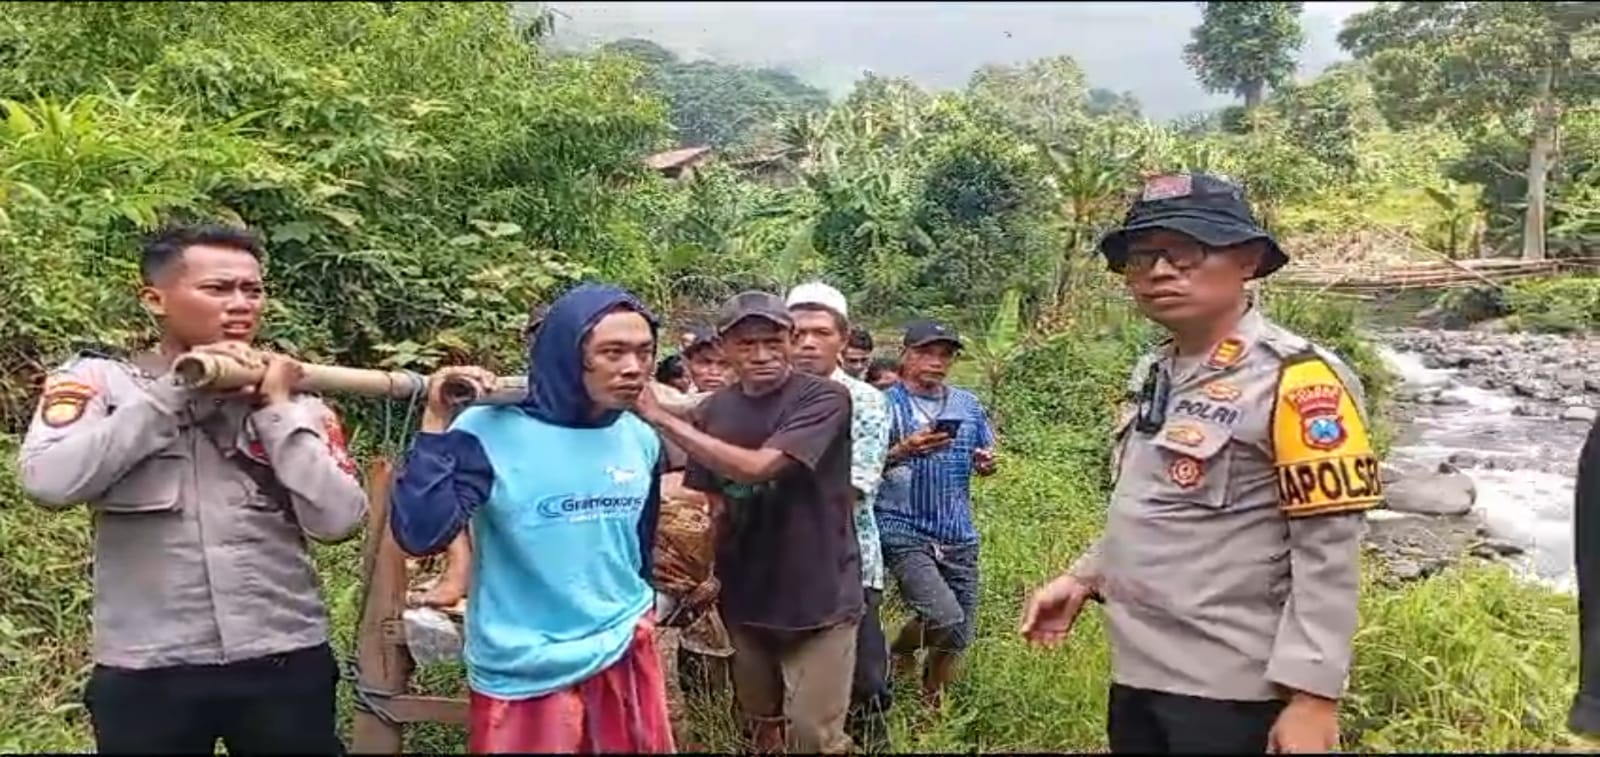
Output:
top-left (716, 291), bottom-right (793, 335)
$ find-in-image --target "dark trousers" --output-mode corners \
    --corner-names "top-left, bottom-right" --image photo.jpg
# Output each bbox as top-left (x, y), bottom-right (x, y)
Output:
top-left (85, 643), bottom-right (345, 755)
top-left (847, 588), bottom-right (892, 750)
top-left (1570, 416), bottom-right (1600, 734)
top-left (1108, 683), bottom-right (1284, 754)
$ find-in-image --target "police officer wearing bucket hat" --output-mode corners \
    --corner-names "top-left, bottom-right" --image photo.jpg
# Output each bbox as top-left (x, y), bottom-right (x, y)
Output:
top-left (1021, 173), bottom-right (1382, 753)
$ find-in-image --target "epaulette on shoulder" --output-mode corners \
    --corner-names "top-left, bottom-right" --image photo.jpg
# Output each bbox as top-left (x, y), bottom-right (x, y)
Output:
top-left (71, 342), bottom-right (129, 362)
top-left (54, 343), bottom-right (128, 373)
top-left (1256, 321), bottom-right (1312, 360)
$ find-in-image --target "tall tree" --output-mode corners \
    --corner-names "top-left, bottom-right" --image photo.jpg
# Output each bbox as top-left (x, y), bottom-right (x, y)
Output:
top-left (1340, 1), bottom-right (1600, 261)
top-left (1270, 63), bottom-right (1384, 174)
top-left (604, 38), bottom-right (831, 150)
top-left (1183, 1), bottom-right (1306, 110)
top-left (966, 56), bottom-right (1091, 143)
top-left (1087, 88), bottom-right (1143, 119)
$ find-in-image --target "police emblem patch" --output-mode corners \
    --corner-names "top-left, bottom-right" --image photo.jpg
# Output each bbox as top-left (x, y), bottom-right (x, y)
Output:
top-left (1168, 456), bottom-right (1203, 489)
top-left (1202, 381), bottom-right (1241, 402)
top-left (1164, 424), bottom-right (1206, 448)
top-left (39, 379), bottom-right (95, 428)
top-left (1286, 383), bottom-right (1348, 451)
top-left (1205, 338), bottom-right (1246, 370)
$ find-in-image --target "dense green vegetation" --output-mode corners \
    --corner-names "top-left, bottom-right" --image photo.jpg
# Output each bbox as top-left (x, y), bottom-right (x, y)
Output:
top-left (1431, 276), bottom-right (1600, 333)
top-left (0, 1), bottom-right (1592, 752)
top-left (602, 37), bottom-right (831, 152)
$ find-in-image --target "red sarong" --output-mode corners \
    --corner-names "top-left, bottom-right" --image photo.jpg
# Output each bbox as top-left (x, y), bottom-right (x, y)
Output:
top-left (466, 613), bottom-right (675, 754)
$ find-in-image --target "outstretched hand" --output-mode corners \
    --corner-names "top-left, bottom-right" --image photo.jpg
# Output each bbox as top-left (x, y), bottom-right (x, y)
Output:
top-left (1019, 572), bottom-right (1096, 648)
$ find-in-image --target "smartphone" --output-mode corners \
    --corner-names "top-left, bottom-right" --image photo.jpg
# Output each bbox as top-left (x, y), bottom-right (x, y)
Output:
top-left (932, 418), bottom-right (963, 437)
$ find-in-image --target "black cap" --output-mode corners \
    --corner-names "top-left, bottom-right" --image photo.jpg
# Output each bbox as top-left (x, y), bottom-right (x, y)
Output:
top-left (683, 325), bottom-right (717, 355)
top-left (902, 319), bottom-right (963, 350)
top-left (716, 291), bottom-right (793, 335)
top-left (1097, 173), bottom-right (1288, 279)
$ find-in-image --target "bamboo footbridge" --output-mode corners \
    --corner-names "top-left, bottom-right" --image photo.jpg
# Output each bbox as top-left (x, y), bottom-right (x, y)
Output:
top-left (1274, 257), bottom-right (1593, 295)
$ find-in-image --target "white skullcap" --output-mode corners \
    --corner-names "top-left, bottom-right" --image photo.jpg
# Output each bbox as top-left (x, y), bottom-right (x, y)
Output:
top-left (784, 281), bottom-right (849, 318)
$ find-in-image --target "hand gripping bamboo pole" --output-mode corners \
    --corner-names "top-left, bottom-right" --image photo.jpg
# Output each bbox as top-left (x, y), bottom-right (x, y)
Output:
top-left (169, 350), bottom-right (705, 413)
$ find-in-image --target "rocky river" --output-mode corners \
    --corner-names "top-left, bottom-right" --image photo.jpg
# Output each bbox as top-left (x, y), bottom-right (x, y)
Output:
top-left (1370, 327), bottom-right (1596, 590)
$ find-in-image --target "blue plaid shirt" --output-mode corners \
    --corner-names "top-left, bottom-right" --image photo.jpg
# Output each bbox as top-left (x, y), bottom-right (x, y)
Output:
top-left (875, 383), bottom-right (995, 546)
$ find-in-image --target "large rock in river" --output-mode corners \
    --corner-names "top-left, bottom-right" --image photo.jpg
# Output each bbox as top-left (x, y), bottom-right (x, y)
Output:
top-left (1384, 471), bottom-right (1477, 516)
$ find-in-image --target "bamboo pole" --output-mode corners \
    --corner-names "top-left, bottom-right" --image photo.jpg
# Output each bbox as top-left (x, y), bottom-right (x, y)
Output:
top-left (169, 351), bottom-right (705, 413)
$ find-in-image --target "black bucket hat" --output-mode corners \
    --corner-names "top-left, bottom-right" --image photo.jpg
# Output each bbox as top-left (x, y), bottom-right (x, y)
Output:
top-left (1097, 173), bottom-right (1288, 279)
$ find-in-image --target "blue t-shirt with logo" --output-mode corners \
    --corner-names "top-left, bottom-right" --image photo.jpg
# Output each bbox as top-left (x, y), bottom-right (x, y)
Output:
top-left (440, 406), bottom-right (659, 699)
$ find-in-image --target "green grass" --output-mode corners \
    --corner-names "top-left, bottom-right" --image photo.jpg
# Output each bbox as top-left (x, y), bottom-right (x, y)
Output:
top-left (0, 294), bottom-right (1588, 752)
top-left (2, 428), bottom-right (1584, 753)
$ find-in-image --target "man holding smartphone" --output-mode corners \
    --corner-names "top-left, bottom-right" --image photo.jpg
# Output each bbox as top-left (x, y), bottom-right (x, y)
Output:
top-left (877, 320), bottom-right (998, 708)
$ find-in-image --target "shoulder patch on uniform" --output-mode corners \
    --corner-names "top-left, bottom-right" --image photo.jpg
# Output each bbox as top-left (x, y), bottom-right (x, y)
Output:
top-left (1273, 355), bottom-right (1382, 518)
top-left (1205, 338), bottom-right (1247, 370)
top-left (39, 376), bottom-right (97, 428)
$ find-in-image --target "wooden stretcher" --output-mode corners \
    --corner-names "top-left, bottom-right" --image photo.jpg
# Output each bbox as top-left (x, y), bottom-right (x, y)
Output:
top-left (348, 460), bottom-right (468, 753)
top-left (345, 464), bottom-right (731, 752)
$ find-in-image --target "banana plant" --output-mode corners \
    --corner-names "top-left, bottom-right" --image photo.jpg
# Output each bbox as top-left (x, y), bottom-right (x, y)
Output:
top-left (1423, 183), bottom-right (1481, 258)
top-left (1037, 121), bottom-right (1149, 309)
top-left (966, 288), bottom-right (1028, 429)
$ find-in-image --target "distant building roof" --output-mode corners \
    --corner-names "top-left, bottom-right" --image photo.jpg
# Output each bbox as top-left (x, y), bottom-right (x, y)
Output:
top-left (644, 146), bottom-right (713, 172)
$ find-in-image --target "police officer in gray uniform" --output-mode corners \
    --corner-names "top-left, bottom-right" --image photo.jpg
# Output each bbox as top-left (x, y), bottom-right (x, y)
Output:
top-left (1021, 174), bottom-right (1382, 754)
top-left (17, 224), bottom-right (367, 754)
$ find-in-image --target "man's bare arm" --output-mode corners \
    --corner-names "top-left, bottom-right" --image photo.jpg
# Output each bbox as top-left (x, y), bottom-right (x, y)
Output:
top-left (648, 411), bottom-right (793, 485)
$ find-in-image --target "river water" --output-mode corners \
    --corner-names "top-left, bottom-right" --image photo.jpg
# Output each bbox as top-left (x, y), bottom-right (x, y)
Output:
top-left (1377, 332), bottom-right (1593, 593)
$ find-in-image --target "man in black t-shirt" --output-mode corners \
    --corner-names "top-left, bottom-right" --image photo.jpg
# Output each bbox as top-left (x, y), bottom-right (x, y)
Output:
top-left (632, 290), bottom-right (862, 754)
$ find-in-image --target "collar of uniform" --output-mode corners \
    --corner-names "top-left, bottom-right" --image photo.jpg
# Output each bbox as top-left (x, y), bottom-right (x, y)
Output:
top-left (1157, 303), bottom-right (1265, 364)
top-left (1232, 304), bottom-right (1267, 346)
top-left (133, 350), bottom-right (170, 379)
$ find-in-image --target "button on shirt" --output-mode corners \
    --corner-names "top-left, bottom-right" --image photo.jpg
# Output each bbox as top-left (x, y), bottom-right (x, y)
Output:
top-left (877, 383), bottom-right (995, 546)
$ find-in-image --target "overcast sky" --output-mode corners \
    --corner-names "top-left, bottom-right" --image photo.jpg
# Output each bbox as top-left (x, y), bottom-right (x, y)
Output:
top-left (538, 1), bottom-right (1373, 122)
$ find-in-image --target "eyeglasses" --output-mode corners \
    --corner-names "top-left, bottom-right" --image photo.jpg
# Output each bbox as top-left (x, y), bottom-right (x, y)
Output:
top-left (1115, 244), bottom-right (1216, 275)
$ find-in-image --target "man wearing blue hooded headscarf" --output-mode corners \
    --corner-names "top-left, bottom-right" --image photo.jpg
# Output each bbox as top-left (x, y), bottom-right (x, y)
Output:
top-left (389, 283), bottom-right (674, 753)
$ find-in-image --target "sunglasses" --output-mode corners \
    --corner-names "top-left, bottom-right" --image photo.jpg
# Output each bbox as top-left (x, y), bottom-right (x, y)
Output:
top-left (1112, 244), bottom-right (1218, 275)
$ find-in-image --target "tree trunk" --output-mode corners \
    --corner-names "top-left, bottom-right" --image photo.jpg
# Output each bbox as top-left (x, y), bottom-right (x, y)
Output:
top-left (1242, 80), bottom-right (1264, 111)
top-left (1521, 65), bottom-right (1556, 262)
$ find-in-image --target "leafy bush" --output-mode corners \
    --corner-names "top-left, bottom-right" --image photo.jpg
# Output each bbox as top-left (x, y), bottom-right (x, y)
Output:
top-left (0, 2), bottom-right (1588, 753)
top-left (1428, 276), bottom-right (1600, 334)
top-left (1504, 276), bottom-right (1600, 334)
